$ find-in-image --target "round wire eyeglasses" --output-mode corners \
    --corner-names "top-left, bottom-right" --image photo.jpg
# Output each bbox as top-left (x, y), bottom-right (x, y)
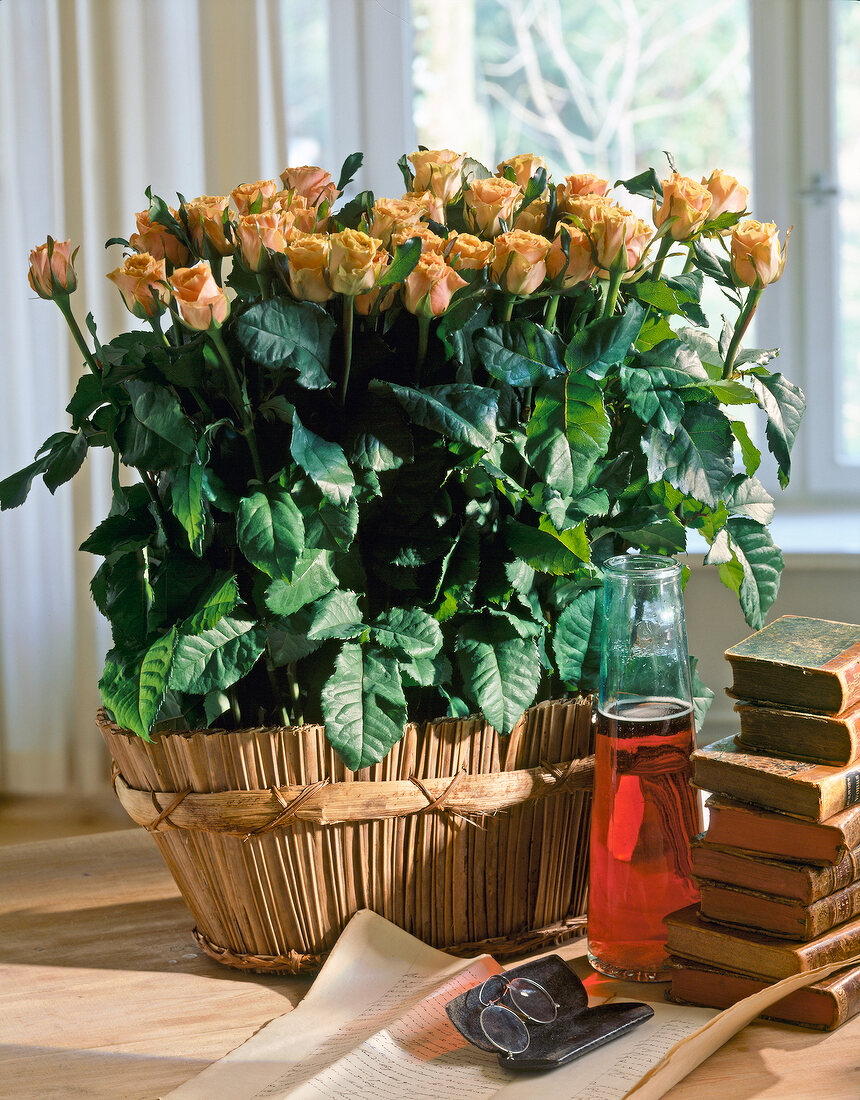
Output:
top-left (477, 974), bottom-right (559, 1058)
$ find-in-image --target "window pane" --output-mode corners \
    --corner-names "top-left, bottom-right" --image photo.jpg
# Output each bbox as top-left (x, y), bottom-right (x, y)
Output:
top-left (837, 1), bottom-right (860, 464)
top-left (281, 1), bottom-right (331, 166)
top-left (412, 0), bottom-right (750, 185)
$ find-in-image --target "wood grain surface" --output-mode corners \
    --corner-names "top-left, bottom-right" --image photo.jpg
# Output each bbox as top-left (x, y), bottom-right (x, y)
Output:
top-left (1, 830), bottom-right (859, 1099)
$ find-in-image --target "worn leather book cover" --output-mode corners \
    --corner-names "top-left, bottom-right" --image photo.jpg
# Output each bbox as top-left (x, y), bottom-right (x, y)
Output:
top-left (704, 795), bottom-right (860, 865)
top-left (664, 903), bottom-right (860, 979)
top-left (691, 736), bottom-right (860, 821)
top-left (666, 956), bottom-right (860, 1030)
top-left (733, 698), bottom-right (860, 766)
top-left (698, 878), bottom-right (860, 940)
top-left (725, 616), bottom-right (860, 714)
top-left (692, 836), bottom-right (860, 902)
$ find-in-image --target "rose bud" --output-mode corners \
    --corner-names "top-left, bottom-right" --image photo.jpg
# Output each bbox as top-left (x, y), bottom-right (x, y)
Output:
top-left (370, 196), bottom-right (425, 247)
top-left (130, 209), bottom-right (190, 267)
top-left (496, 154), bottom-right (549, 193)
top-left (28, 237), bottom-right (78, 299)
top-left (491, 229), bottom-right (551, 295)
top-left (235, 210), bottom-right (291, 272)
top-left (285, 232), bottom-right (333, 302)
top-left (407, 149), bottom-right (466, 204)
top-left (230, 178), bottom-right (278, 215)
top-left (107, 252), bottom-right (169, 318)
top-left (329, 228), bottom-right (383, 296)
top-left (703, 169), bottom-right (749, 221)
top-left (463, 176), bottom-right (522, 237)
top-left (592, 203), bottom-right (652, 274)
top-left (654, 173), bottom-right (713, 240)
top-left (402, 253), bottom-right (467, 317)
top-left (185, 195), bottom-right (235, 257)
top-left (731, 219), bottom-right (791, 287)
top-left (547, 224), bottom-right (597, 288)
top-left (169, 261), bottom-right (229, 330)
top-left (279, 165), bottom-right (339, 207)
top-left (556, 173), bottom-right (609, 213)
top-left (445, 232), bottom-right (493, 271)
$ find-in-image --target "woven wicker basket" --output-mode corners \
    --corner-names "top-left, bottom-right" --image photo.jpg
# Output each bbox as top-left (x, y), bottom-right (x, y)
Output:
top-left (99, 695), bottom-right (595, 974)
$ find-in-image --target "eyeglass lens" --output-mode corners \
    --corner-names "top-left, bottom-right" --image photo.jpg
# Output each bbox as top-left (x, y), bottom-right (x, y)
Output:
top-left (480, 1004), bottom-right (530, 1055)
top-left (506, 977), bottom-right (557, 1023)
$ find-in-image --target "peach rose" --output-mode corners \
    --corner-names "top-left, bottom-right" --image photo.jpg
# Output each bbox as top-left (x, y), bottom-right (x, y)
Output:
top-left (591, 203), bottom-right (652, 273)
top-left (169, 261), bottom-right (229, 331)
top-left (513, 199), bottom-right (549, 235)
top-left (491, 229), bottom-right (551, 295)
top-left (329, 229), bottom-right (383, 296)
top-left (464, 176), bottom-right (522, 237)
top-left (731, 219), bottom-right (791, 287)
top-left (107, 252), bottom-right (169, 318)
top-left (402, 253), bottom-right (467, 317)
top-left (130, 209), bottom-right (190, 267)
top-left (286, 232), bottom-right (332, 302)
top-left (445, 232), bottom-right (493, 271)
top-left (185, 195), bottom-right (235, 257)
top-left (556, 173), bottom-right (609, 214)
top-left (355, 252), bottom-right (397, 316)
top-left (28, 237), bottom-right (77, 298)
top-left (230, 178), bottom-right (278, 215)
top-left (654, 173), bottom-right (713, 240)
top-left (370, 196), bottom-right (425, 246)
top-left (496, 154), bottom-right (548, 192)
top-left (703, 169), bottom-right (749, 221)
top-left (408, 189), bottom-right (446, 225)
top-left (392, 224), bottom-right (447, 258)
top-left (547, 224), bottom-right (597, 288)
top-left (279, 165), bottom-right (339, 207)
top-left (554, 191), bottom-right (611, 230)
top-left (235, 210), bottom-right (291, 272)
top-left (407, 149), bottom-right (465, 204)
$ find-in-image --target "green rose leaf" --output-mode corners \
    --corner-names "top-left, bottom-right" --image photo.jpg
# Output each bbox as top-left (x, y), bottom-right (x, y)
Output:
top-left (748, 371), bottom-right (806, 488)
top-left (721, 518), bottom-right (784, 630)
top-left (267, 610), bottom-right (321, 665)
top-left (116, 380), bottom-right (197, 469)
top-left (290, 413), bottom-right (355, 507)
top-left (307, 589), bottom-right (365, 641)
top-left (181, 573), bottom-right (239, 634)
top-left (234, 298), bottom-right (336, 389)
top-left (371, 607), bottom-right (443, 660)
top-left (618, 365), bottom-right (687, 435)
top-left (552, 587), bottom-right (599, 685)
top-left (264, 549), bottom-right (338, 617)
top-left (99, 626), bottom-right (177, 739)
top-left (377, 236), bottom-right (422, 286)
top-left (170, 462), bottom-right (206, 556)
top-left (236, 486), bottom-right (304, 579)
top-left (526, 374), bottom-right (611, 497)
top-left (505, 518), bottom-right (589, 574)
top-left (643, 404), bottom-right (734, 509)
top-left (42, 431), bottom-right (88, 493)
top-left (689, 655), bottom-right (715, 733)
top-left (456, 622), bottom-right (541, 735)
top-left (80, 493), bottom-right (156, 555)
top-left (375, 381), bottom-right (498, 450)
top-left (564, 302), bottom-right (646, 379)
top-left (169, 616), bottom-right (267, 694)
top-left (90, 552), bottom-right (151, 647)
top-left (723, 474), bottom-right (775, 525)
top-left (474, 319), bottom-right (566, 387)
top-left (321, 643), bottom-right (408, 770)
top-left (730, 419), bottom-right (762, 476)
top-left (345, 394), bottom-right (413, 472)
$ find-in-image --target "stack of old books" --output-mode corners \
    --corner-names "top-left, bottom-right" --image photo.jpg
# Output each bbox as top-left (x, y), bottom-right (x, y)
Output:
top-left (665, 614), bottom-right (860, 1030)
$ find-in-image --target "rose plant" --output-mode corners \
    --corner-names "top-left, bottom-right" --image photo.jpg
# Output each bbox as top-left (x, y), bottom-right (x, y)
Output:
top-left (3, 151), bottom-right (801, 770)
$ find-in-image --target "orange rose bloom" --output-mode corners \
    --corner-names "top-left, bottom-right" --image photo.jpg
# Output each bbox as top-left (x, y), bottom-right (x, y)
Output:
top-left (496, 154), bottom-right (549, 192)
top-left (235, 210), bottom-right (291, 272)
top-left (654, 173), bottom-right (713, 240)
top-left (556, 173), bottom-right (609, 214)
top-left (169, 262), bottom-right (229, 330)
top-left (230, 178), bottom-right (278, 215)
top-left (407, 149), bottom-right (465, 204)
top-left (703, 169), bottom-right (749, 221)
top-left (280, 165), bottom-right (339, 207)
top-left (464, 176), bottom-right (522, 237)
top-left (408, 189), bottom-right (446, 225)
top-left (370, 197), bottom-right (425, 246)
top-left (107, 252), bottom-right (169, 318)
top-left (731, 219), bottom-right (791, 287)
top-left (547, 224), bottom-right (597, 288)
top-left (329, 229), bottom-right (383, 296)
top-left (130, 209), bottom-right (190, 267)
top-left (402, 254), bottom-right (467, 317)
top-left (355, 252), bottom-right (397, 316)
top-left (591, 203), bottom-right (652, 274)
top-left (286, 232), bottom-right (332, 302)
top-left (513, 199), bottom-right (549, 235)
top-left (185, 195), bottom-right (235, 257)
top-left (491, 229), bottom-right (551, 295)
top-left (28, 237), bottom-right (77, 298)
top-left (392, 224), bottom-right (447, 258)
top-left (445, 232), bottom-right (493, 271)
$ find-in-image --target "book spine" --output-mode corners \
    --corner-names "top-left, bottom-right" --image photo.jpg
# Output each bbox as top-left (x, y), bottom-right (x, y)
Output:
top-left (821, 766), bottom-right (860, 819)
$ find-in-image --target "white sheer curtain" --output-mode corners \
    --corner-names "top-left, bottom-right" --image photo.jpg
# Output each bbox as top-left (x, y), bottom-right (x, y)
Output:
top-left (0, 0), bottom-right (306, 793)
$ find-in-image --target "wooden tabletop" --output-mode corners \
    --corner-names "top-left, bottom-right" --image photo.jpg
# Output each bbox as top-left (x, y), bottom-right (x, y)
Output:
top-left (1, 830), bottom-right (859, 1100)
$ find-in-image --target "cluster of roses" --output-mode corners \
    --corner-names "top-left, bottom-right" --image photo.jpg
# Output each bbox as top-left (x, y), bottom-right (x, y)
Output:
top-left (28, 149), bottom-right (789, 335)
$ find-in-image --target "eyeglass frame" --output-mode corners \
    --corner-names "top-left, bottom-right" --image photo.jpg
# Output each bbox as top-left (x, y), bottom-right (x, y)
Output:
top-left (477, 975), bottom-right (560, 1058)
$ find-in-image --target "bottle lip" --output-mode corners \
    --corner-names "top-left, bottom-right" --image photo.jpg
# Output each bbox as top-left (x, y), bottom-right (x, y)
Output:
top-left (603, 553), bottom-right (680, 579)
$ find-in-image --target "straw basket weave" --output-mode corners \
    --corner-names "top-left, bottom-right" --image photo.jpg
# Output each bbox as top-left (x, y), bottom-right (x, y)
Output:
top-left (99, 695), bottom-right (595, 974)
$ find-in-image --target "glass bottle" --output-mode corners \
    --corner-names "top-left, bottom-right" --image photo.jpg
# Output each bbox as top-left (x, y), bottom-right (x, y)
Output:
top-left (587, 554), bottom-right (702, 982)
